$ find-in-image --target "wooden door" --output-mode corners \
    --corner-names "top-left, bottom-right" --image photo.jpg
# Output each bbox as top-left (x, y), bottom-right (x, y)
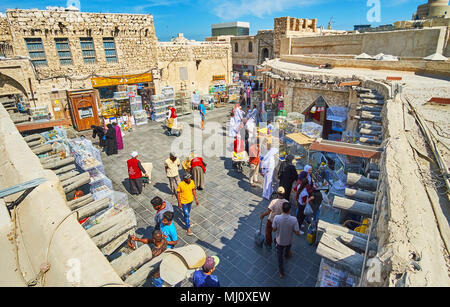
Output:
top-left (68, 91), bottom-right (100, 131)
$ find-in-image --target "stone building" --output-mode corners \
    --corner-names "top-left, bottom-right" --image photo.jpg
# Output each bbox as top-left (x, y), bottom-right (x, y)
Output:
top-left (273, 16), bottom-right (318, 58)
top-left (0, 8), bottom-right (231, 117)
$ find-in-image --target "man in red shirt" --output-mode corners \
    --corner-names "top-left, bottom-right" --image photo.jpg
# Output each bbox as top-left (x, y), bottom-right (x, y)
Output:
top-left (127, 151), bottom-right (147, 195)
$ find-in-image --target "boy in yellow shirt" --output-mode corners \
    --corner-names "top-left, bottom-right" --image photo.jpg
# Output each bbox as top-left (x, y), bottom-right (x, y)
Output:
top-left (176, 173), bottom-right (199, 236)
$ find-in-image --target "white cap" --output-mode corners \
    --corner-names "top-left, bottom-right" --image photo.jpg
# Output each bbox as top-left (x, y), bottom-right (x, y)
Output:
top-left (131, 151), bottom-right (138, 158)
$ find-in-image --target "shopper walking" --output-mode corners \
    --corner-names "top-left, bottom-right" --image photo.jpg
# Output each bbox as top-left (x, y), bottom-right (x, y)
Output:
top-left (278, 155), bottom-right (298, 202)
top-left (105, 124), bottom-right (118, 156)
top-left (248, 141), bottom-right (261, 187)
top-left (295, 177), bottom-right (314, 234)
top-left (113, 122), bottom-right (124, 151)
top-left (176, 173), bottom-right (199, 236)
top-left (190, 156), bottom-right (207, 190)
top-left (246, 86), bottom-right (253, 107)
top-left (261, 147), bottom-right (278, 200)
top-left (199, 100), bottom-right (206, 130)
top-left (127, 151), bottom-right (148, 195)
top-left (272, 202), bottom-right (301, 278)
top-left (260, 187), bottom-right (288, 248)
top-left (165, 153), bottom-right (181, 197)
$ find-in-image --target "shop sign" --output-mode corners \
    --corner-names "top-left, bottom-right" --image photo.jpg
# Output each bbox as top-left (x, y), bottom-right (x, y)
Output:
top-left (212, 75), bottom-right (225, 81)
top-left (91, 73), bottom-right (152, 88)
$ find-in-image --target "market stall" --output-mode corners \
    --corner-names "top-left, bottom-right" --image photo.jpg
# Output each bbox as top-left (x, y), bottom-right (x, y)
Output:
top-left (151, 86), bottom-right (175, 122)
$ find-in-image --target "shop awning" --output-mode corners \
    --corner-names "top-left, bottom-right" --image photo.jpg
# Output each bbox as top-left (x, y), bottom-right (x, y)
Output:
top-left (286, 132), bottom-right (315, 145)
top-left (91, 73), bottom-right (152, 88)
top-left (309, 139), bottom-right (383, 159)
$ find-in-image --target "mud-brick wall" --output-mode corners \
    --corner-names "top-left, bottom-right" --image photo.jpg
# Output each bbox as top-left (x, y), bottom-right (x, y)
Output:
top-left (5, 9), bottom-right (159, 78)
top-left (360, 80), bottom-right (450, 287)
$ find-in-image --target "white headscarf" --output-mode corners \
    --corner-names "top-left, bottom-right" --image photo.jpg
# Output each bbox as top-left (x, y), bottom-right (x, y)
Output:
top-left (131, 151), bottom-right (138, 158)
top-left (304, 165), bottom-right (312, 172)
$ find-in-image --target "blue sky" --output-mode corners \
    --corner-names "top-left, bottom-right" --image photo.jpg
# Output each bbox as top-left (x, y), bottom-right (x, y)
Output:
top-left (1, 0), bottom-right (425, 41)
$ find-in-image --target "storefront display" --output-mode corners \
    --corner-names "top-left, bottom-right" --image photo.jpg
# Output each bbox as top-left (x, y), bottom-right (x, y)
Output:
top-left (151, 86), bottom-right (175, 122)
top-left (174, 91), bottom-right (192, 116)
top-left (30, 106), bottom-right (51, 122)
top-left (316, 258), bottom-right (358, 287)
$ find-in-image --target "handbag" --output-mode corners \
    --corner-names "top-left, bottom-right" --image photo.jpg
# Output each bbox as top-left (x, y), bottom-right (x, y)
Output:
top-left (304, 202), bottom-right (314, 216)
top-left (254, 219), bottom-right (265, 247)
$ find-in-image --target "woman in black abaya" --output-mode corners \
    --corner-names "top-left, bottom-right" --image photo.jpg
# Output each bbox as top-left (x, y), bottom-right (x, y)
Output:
top-left (105, 124), bottom-right (118, 156)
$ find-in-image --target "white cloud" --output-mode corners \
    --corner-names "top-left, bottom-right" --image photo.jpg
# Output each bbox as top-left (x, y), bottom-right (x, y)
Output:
top-left (211, 0), bottom-right (323, 20)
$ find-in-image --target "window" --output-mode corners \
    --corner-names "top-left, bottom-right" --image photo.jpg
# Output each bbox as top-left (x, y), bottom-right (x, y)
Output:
top-left (25, 38), bottom-right (47, 67)
top-left (80, 37), bottom-right (96, 64)
top-left (55, 38), bottom-right (73, 65)
top-left (234, 42), bottom-right (238, 53)
top-left (103, 37), bottom-right (118, 63)
top-left (179, 67), bottom-right (188, 81)
top-left (248, 42), bottom-right (253, 53)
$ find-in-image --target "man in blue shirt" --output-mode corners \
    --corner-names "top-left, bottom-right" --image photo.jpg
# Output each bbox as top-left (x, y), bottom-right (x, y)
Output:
top-left (160, 211), bottom-right (178, 249)
top-left (193, 256), bottom-right (220, 287)
top-left (199, 100), bottom-right (206, 130)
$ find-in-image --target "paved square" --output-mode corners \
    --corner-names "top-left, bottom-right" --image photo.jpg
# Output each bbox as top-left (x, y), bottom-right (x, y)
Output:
top-left (98, 106), bottom-right (321, 287)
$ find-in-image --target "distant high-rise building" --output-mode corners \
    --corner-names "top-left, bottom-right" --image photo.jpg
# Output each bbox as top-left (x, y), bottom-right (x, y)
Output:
top-left (211, 22), bottom-right (250, 37)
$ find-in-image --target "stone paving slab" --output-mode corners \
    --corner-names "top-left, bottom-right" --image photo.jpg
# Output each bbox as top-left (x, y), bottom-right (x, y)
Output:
top-left (97, 106), bottom-right (321, 287)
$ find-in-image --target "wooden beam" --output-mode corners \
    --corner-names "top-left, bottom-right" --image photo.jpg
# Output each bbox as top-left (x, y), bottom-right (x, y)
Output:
top-left (86, 208), bottom-right (135, 237)
top-left (53, 164), bottom-right (76, 175)
top-left (386, 76), bottom-right (402, 81)
top-left (61, 172), bottom-right (90, 188)
top-left (318, 220), bottom-right (369, 240)
top-left (339, 81), bottom-right (361, 87)
top-left (369, 171), bottom-right (380, 180)
top-left (359, 137), bottom-right (382, 146)
top-left (31, 144), bottom-right (52, 155)
top-left (67, 193), bottom-right (94, 211)
top-left (318, 221), bottom-right (377, 252)
top-left (63, 173), bottom-right (91, 193)
top-left (58, 170), bottom-right (80, 182)
top-left (16, 118), bottom-right (72, 133)
top-left (333, 196), bottom-right (374, 217)
top-left (24, 134), bottom-right (44, 142)
top-left (42, 157), bottom-right (75, 170)
top-left (27, 140), bottom-right (44, 148)
top-left (76, 198), bottom-right (110, 220)
top-left (360, 99), bottom-right (385, 106)
top-left (316, 232), bottom-right (364, 276)
top-left (345, 188), bottom-right (375, 203)
top-left (111, 244), bottom-right (153, 278)
top-left (356, 105), bottom-right (383, 113)
top-left (91, 215), bottom-right (137, 248)
top-left (124, 253), bottom-right (170, 287)
top-left (309, 139), bottom-right (382, 159)
top-left (359, 128), bottom-right (382, 136)
top-left (359, 123), bottom-right (382, 131)
top-left (101, 229), bottom-right (135, 256)
top-left (347, 173), bottom-right (378, 191)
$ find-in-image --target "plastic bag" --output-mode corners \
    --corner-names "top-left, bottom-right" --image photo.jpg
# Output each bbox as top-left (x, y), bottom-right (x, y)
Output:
top-left (304, 202), bottom-right (314, 216)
